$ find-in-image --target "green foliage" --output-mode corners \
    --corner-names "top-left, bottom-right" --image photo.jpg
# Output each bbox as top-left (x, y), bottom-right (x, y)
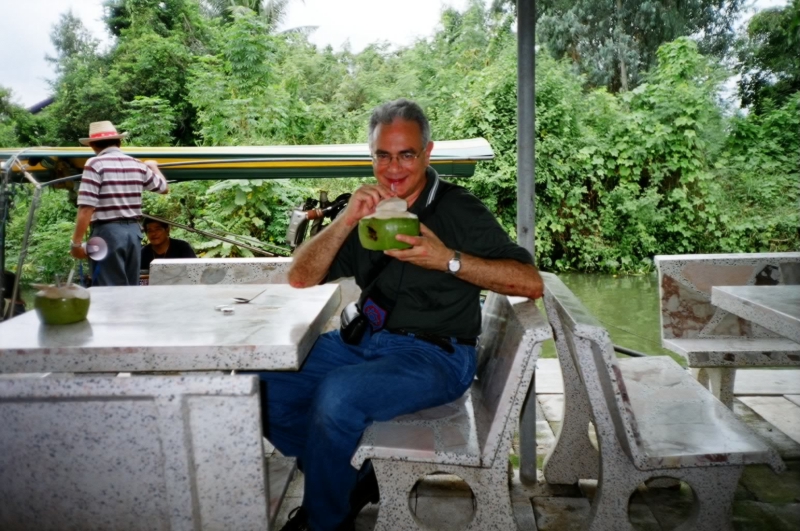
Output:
top-left (120, 97), bottom-right (178, 146)
top-left (0, 87), bottom-right (23, 147)
top-left (734, 0), bottom-right (800, 114)
top-left (198, 178), bottom-right (309, 256)
top-left (715, 94), bottom-right (800, 251)
top-left (45, 54), bottom-right (122, 146)
top-left (537, 0), bottom-right (744, 92)
top-left (5, 188), bottom-right (77, 282)
top-left (47, 10), bottom-right (100, 69)
top-left (2, 0), bottom-right (797, 282)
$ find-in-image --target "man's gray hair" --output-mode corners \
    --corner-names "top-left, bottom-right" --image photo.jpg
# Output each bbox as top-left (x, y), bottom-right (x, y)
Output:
top-left (368, 99), bottom-right (431, 150)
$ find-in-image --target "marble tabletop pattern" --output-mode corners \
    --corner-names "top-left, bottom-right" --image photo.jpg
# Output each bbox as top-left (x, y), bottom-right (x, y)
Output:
top-left (712, 285), bottom-right (800, 344)
top-left (0, 283), bottom-right (340, 374)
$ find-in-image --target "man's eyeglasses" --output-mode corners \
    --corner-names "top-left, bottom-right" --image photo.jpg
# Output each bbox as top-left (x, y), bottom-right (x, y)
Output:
top-left (371, 151), bottom-right (424, 168)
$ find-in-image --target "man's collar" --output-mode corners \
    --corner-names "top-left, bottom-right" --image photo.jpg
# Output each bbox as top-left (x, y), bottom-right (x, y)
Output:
top-left (409, 167), bottom-right (440, 215)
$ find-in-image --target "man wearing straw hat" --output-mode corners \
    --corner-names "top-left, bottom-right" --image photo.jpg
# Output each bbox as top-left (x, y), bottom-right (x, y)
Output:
top-left (69, 121), bottom-right (169, 286)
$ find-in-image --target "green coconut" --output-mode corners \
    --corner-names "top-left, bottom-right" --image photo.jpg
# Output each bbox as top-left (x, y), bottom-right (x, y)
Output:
top-left (34, 284), bottom-right (91, 325)
top-left (358, 197), bottom-right (420, 251)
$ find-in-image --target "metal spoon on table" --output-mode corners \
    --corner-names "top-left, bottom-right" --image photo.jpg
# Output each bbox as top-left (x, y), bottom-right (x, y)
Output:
top-left (232, 287), bottom-right (269, 304)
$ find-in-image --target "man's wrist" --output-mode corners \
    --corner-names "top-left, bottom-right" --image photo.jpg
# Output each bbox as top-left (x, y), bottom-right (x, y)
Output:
top-left (70, 240), bottom-right (83, 249)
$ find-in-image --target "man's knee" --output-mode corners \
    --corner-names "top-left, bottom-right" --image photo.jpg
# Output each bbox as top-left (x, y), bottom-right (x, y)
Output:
top-left (311, 375), bottom-right (365, 432)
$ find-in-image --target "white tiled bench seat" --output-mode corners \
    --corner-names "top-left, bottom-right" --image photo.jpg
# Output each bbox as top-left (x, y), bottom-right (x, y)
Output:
top-left (0, 374), bottom-right (284, 531)
top-left (654, 253), bottom-right (800, 407)
top-left (663, 338), bottom-right (800, 367)
top-left (541, 273), bottom-right (785, 531)
top-left (351, 292), bottom-right (551, 531)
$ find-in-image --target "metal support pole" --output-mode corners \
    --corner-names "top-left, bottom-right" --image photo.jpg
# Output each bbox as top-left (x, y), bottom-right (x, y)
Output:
top-left (0, 166), bottom-right (9, 322)
top-left (517, 0), bottom-right (539, 485)
top-left (8, 173), bottom-right (42, 319)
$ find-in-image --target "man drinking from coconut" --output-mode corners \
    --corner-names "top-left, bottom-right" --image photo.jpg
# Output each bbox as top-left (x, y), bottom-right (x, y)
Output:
top-left (69, 121), bottom-right (169, 286)
top-left (260, 99), bottom-right (543, 531)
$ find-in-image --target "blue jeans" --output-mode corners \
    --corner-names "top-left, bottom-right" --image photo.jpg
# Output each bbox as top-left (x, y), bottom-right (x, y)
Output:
top-left (257, 328), bottom-right (476, 531)
top-left (89, 220), bottom-right (142, 286)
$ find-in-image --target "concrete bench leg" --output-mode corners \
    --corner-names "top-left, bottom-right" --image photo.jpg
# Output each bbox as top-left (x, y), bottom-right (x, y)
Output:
top-left (693, 368), bottom-right (736, 408)
top-left (543, 346), bottom-right (599, 484)
top-left (673, 466), bottom-right (742, 531)
top-left (542, 392), bottom-right (598, 484)
top-left (590, 458), bottom-right (742, 531)
top-left (372, 460), bottom-right (520, 531)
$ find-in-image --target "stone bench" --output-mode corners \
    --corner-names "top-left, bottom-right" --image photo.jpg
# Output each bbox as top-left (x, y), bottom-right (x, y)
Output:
top-left (654, 253), bottom-right (800, 407)
top-left (350, 292), bottom-right (551, 531)
top-left (541, 272), bottom-right (785, 531)
top-left (0, 374), bottom-right (293, 531)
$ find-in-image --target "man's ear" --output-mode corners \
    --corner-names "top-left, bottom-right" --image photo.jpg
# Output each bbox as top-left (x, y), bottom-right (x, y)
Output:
top-left (423, 141), bottom-right (434, 164)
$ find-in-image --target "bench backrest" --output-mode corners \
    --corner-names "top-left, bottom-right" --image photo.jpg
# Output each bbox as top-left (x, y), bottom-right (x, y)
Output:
top-left (473, 292), bottom-right (550, 466)
top-left (541, 273), bottom-right (641, 463)
top-left (0, 374), bottom-right (269, 530)
top-left (149, 257), bottom-right (293, 285)
top-left (654, 253), bottom-right (800, 340)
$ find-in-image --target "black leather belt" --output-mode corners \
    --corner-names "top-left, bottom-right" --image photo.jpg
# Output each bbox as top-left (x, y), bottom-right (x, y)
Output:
top-left (387, 328), bottom-right (477, 354)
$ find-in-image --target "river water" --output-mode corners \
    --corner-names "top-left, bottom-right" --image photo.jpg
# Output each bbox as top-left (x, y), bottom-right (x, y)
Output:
top-left (539, 272), bottom-right (681, 363)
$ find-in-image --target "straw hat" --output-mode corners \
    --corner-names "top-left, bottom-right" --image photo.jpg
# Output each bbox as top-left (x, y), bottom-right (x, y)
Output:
top-left (79, 121), bottom-right (129, 146)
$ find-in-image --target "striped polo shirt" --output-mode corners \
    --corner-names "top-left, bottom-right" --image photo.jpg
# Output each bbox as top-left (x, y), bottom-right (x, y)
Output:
top-left (77, 146), bottom-right (168, 222)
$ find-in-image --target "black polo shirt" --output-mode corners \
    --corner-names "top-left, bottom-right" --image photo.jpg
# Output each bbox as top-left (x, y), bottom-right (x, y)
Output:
top-left (327, 168), bottom-right (533, 338)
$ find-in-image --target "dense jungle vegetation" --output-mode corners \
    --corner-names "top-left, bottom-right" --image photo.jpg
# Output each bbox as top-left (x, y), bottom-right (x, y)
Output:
top-left (1, 0), bottom-right (798, 283)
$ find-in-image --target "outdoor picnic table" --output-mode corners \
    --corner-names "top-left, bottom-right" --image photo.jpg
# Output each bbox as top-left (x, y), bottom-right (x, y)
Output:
top-left (0, 283), bottom-right (341, 374)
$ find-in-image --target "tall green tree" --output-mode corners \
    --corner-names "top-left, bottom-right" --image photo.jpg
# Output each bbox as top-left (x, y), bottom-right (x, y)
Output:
top-left (103, 0), bottom-right (214, 144)
top-left (44, 13), bottom-right (119, 145)
top-left (536, 0), bottom-right (744, 92)
top-left (201, 0), bottom-right (296, 31)
top-left (734, 0), bottom-right (800, 114)
top-left (46, 10), bottom-right (100, 70)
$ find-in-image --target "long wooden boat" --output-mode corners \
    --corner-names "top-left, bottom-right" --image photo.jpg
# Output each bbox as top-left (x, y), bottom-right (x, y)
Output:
top-left (0, 138), bottom-right (493, 183)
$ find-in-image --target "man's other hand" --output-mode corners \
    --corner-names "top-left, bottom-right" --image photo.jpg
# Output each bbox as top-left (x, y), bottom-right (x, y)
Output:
top-left (385, 223), bottom-right (450, 271)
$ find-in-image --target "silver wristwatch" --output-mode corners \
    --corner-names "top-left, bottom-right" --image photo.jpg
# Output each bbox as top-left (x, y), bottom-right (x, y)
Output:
top-left (447, 250), bottom-right (462, 275)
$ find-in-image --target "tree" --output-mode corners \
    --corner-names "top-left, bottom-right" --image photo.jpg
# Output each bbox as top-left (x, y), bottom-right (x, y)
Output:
top-left (46, 10), bottom-right (100, 70)
top-left (202, 0), bottom-right (296, 31)
top-left (0, 87), bottom-right (23, 147)
top-left (536, 0), bottom-right (744, 92)
top-left (43, 11), bottom-right (119, 145)
top-left (734, 0), bottom-right (800, 114)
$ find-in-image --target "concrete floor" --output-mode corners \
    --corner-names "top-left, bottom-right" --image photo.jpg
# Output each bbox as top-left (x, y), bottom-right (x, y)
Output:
top-left (274, 361), bottom-right (800, 531)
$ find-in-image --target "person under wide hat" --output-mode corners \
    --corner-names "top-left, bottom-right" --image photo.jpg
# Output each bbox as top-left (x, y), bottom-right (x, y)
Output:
top-left (79, 121), bottom-right (129, 146)
top-left (70, 119), bottom-right (168, 285)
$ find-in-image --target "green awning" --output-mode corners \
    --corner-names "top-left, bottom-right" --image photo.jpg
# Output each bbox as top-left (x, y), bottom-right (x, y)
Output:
top-left (0, 138), bottom-right (493, 183)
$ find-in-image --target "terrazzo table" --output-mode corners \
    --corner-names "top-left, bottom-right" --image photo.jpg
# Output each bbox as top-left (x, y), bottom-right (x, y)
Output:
top-left (0, 283), bottom-right (341, 374)
top-left (712, 285), bottom-right (800, 344)
top-left (0, 283), bottom-right (340, 530)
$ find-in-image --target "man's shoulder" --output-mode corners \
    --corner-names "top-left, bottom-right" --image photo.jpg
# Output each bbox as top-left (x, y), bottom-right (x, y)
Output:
top-left (436, 181), bottom-right (487, 212)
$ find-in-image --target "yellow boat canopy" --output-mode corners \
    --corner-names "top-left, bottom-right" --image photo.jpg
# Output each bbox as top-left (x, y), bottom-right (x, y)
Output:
top-left (0, 138), bottom-right (493, 183)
